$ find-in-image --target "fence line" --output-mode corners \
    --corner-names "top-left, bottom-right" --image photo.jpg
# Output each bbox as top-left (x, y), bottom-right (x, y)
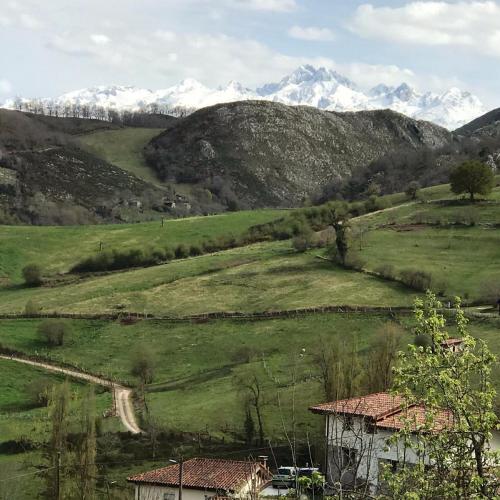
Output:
top-left (0, 305), bottom-right (413, 323)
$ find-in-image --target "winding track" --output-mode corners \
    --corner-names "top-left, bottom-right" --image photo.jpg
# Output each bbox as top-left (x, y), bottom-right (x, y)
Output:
top-left (0, 355), bottom-right (142, 434)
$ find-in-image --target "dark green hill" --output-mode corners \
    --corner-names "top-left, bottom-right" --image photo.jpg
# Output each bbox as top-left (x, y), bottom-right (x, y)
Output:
top-left (0, 110), bottom-right (167, 224)
top-left (145, 101), bottom-right (451, 208)
top-left (455, 108), bottom-right (500, 137)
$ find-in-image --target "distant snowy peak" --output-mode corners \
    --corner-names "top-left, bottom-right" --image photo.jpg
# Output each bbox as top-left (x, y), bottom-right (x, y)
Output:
top-left (258, 64), bottom-right (356, 95)
top-left (2, 65), bottom-right (485, 129)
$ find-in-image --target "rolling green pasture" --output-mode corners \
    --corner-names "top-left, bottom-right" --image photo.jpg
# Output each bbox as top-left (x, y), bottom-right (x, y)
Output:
top-left (359, 183), bottom-right (500, 228)
top-left (0, 314), bottom-right (405, 436)
top-left (78, 127), bottom-right (164, 185)
top-left (358, 226), bottom-right (500, 300)
top-left (0, 358), bottom-right (117, 443)
top-left (0, 242), bottom-right (415, 315)
top-left (0, 209), bottom-right (283, 284)
top-left (0, 313), bottom-right (498, 438)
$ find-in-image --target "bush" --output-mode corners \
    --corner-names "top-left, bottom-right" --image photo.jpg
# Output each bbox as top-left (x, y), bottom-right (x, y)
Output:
top-left (405, 181), bottom-right (420, 200)
top-left (175, 244), bottom-right (189, 259)
top-left (22, 264), bottom-right (43, 287)
top-left (454, 207), bottom-right (479, 226)
top-left (364, 195), bottom-right (390, 213)
top-left (37, 319), bottom-right (70, 347)
top-left (25, 299), bottom-right (41, 316)
top-left (375, 264), bottom-right (396, 281)
top-left (343, 252), bottom-right (366, 271)
top-left (26, 379), bottom-right (51, 407)
top-left (292, 235), bottom-right (311, 252)
top-left (189, 244), bottom-right (202, 256)
top-left (291, 226), bottom-right (316, 252)
top-left (478, 277), bottom-right (500, 305)
top-left (163, 247), bottom-right (175, 261)
top-left (399, 269), bottom-right (433, 292)
top-left (130, 346), bottom-right (156, 384)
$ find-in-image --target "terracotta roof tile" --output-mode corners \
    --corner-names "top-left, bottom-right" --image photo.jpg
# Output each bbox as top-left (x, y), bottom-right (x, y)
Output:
top-left (376, 406), bottom-right (454, 432)
top-left (127, 458), bottom-right (271, 492)
top-left (310, 392), bottom-right (454, 433)
top-left (309, 392), bottom-right (404, 420)
top-left (441, 338), bottom-right (463, 346)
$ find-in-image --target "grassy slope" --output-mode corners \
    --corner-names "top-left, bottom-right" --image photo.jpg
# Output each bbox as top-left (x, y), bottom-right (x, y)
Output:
top-left (0, 358), bottom-right (117, 442)
top-left (361, 227), bottom-right (500, 299)
top-left (78, 128), bottom-right (164, 185)
top-left (0, 242), bottom-right (414, 314)
top-left (352, 184), bottom-right (500, 300)
top-left (1, 177), bottom-right (500, 491)
top-left (0, 314), bottom-right (406, 437)
top-left (0, 210), bottom-right (283, 284)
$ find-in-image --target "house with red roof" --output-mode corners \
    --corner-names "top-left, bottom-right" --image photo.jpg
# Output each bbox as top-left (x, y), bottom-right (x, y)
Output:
top-left (309, 392), bottom-right (454, 493)
top-left (127, 457), bottom-right (272, 500)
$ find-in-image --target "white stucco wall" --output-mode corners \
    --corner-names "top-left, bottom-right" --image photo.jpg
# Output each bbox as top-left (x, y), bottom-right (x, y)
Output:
top-left (326, 416), bottom-right (500, 490)
top-left (134, 485), bottom-right (215, 500)
top-left (325, 415), bottom-right (426, 488)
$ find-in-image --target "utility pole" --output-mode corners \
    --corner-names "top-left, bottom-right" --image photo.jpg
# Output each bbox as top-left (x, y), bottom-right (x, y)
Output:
top-left (178, 457), bottom-right (183, 500)
top-left (55, 451), bottom-right (61, 500)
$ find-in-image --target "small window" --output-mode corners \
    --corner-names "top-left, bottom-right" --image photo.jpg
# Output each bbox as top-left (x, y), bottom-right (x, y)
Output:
top-left (343, 416), bottom-right (354, 430)
top-left (340, 446), bottom-right (356, 469)
top-left (364, 420), bottom-right (376, 434)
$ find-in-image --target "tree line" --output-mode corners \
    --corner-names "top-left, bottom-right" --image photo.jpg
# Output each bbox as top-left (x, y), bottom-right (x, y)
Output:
top-left (11, 97), bottom-right (193, 124)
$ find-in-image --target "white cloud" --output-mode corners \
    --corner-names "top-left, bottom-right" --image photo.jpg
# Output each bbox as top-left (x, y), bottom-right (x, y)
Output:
top-left (230, 0), bottom-right (297, 12)
top-left (350, 1), bottom-right (500, 57)
top-left (90, 34), bottom-right (110, 45)
top-left (155, 30), bottom-right (176, 42)
top-left (0, 79), bottom-right (13, 94)
top-left (41, 24), bottom-right (462, 94)
top-left (0, 15), bottom-right (11, 26)
top-left (288, 25), bottom-right (335, 41)
top-left (19, 12), bottom-right (41, 29)
top-left (46, 35), bottom-right (93, 56)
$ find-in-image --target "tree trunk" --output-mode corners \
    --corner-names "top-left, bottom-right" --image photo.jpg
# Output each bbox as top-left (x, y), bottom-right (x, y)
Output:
top-left (473, 437), bottom-right (488, 497)
top-left (254, 403), bottom-right (264, 446)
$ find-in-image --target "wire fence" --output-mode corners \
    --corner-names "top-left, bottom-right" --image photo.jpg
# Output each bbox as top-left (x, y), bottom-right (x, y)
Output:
top-left (0, 305), bottom-right (413, 323)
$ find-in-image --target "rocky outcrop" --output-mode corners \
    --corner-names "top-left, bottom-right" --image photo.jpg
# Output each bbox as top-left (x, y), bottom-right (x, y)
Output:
top-left (146, 100), bottom-right (452, 207)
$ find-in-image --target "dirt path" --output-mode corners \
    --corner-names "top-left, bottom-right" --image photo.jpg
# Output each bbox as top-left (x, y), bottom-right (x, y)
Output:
top-left (0, 355), bottom-right (142, 434)
top-left (352, 201), bottom-right (416, 222)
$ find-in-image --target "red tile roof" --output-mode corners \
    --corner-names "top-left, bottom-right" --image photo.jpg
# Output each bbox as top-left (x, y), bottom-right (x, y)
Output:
top-left (441, 338), bottom-right (463, 346)
top-left (310, 392), bottom-right (404, 420)
top-left (127, 458), bottom-right (271, 492)
top-left (376, 406), bottom-right (454, 432)
top-left (310, 392), bottom-right (454, 433)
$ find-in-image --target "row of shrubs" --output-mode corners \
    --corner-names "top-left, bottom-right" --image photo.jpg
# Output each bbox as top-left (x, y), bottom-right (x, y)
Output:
top-left (71, 237), bottom-right (239, 273)
top-left (374, 263), bottom-right (448, 294)
top-left (69, 197), bottom-right (394, 274)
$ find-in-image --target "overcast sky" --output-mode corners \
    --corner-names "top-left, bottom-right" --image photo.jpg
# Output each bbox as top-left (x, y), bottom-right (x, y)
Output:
top-left (1, 0), bottom-right (499, 107)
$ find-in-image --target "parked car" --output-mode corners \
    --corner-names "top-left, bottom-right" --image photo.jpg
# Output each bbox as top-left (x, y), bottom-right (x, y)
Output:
top-left (297, 467), bottom-right (320, 478)
top-left (271, 466), bottom-right (298, 488)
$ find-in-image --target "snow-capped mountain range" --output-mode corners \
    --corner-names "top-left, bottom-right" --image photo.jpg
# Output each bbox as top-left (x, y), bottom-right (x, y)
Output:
top-left (2, 65), bottom-right (485, 130)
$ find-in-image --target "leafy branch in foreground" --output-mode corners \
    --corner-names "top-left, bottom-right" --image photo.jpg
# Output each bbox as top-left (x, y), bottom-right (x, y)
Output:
top-left (381, 291), bottom-right (499, 499)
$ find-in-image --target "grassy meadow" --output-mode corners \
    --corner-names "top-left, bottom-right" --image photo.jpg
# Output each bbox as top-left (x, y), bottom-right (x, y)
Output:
top-left (0, 358), bottom-right (117, 442)
top-left (1, 174), bottom-right (500, 494)
top-left (0, 209), bottom-right (284, 283)
top-left (0, 241), bottom-right (415, 315)
top-left (0, 314), bottom-right (407, 436)
top-left (77, 127), bottom-right (164, 185)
